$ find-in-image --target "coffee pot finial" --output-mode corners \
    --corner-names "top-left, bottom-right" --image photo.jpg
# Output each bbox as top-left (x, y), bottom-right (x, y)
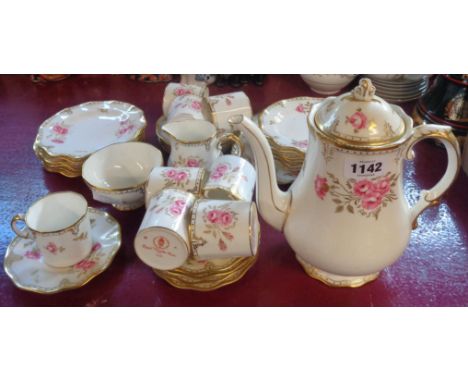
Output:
top-left (352, 77), bottom-right (376, 101)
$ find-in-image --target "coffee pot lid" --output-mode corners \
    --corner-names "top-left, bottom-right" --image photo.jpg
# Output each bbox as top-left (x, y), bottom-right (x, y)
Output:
top-left (312, 78), bottom-right (409, 149)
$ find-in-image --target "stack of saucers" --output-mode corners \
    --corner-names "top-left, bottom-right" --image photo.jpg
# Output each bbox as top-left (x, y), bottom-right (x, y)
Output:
top-left (366, 74), bottom-right (430, 103)
top-left (33, 100), bottom-right (146, 177)
top-left (257, 97), bottom-right (323, 184)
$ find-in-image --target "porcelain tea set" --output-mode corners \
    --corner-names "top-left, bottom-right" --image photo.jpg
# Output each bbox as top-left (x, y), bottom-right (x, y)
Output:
top-left (4, 77), bottom-right (461, 293)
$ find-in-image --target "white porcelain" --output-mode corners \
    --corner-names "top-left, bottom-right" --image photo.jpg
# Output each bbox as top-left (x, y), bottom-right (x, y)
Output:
top-left (166, 95), bottom-right (210, 123)
top-left (162, 120), bottom-right (241, 169)
top-left (259, 97), bottom-right (323, 154)
top-left (300, 74), bottom-right (356, 95)
top-left (204, 155), bottom-right (256, 201)
top-left (82, 142), bottom-right (163, 211)
top-left (4, 208), bottom-right (121, 294)
top-left (145, 166), bottom-right (206, 207)
top-left (135, 189), bottom-right (195, 270)
top-left (163, 82), bottom-right (208, 116)
top-left (230, 78), bottom-right (461, 287)
top-left (34, 100), bottom-right (146, 160)
top-left (10, 192), bottom-right (92, 268)
top-left (190, 199), bottom-right (260, 260)
top-left (205, 91), bottom-right (253, 133)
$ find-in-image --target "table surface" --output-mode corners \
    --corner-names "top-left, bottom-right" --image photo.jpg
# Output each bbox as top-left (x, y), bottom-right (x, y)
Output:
top-left (0, 74), bottom-right (467, 307)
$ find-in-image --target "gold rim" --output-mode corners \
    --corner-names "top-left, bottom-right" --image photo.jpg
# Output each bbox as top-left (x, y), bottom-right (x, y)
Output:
top-left (3, 208), bottom-right (122, 294)
top-left (295, 255), bottom-right (379, 288)
top-left (34, 128), bottom-right (145, 177)
top-left (153, 253), bottom-right (257, 291)
top-left (308, 103), bottom-right (414, 152)
top-left (34, 100), bottom-right (147, 160)
top-left (22, 191), bottom-right (88, 234)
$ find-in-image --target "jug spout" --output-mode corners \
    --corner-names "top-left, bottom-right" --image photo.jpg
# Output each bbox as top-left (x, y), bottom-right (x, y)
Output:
top-left (229, 115), bottom-right (291, 231)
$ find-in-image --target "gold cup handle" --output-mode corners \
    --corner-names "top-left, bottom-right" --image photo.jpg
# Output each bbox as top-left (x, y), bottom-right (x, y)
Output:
top-left (11, 214), bottom-right (32, 239)
top-left (218, 132), bottom-right (244, 156)
top-left (405, 124), bottom-right (461, 229)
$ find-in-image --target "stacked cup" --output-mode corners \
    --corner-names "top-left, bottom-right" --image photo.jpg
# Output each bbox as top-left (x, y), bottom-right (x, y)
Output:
top-left (135, 124), bottom-right (259, 290)
top-left (156, 82), bottom-right (253, 154)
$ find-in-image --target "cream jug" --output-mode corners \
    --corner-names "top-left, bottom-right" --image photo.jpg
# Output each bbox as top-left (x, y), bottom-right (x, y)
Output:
top-left (162, 120), bottom-right (241, 169)
top-left (230, 78), bottom-right (460, 287)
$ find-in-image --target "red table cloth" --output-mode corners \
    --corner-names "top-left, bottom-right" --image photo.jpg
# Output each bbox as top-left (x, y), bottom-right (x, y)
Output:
top-left (0, 74), bottom-right (467, 306)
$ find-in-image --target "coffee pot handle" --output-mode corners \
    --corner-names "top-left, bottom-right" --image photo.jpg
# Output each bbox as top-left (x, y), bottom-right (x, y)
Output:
top-left (11, 214), bottom-right (32, 239)
top-left (405, 124), bottom-right (460, 229)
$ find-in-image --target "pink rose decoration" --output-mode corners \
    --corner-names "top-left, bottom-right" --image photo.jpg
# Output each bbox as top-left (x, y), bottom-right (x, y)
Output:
top-left (174, 199), bottom-right (186, 208)
top-left (314, 175), bottom-right (329, 200)
top-left (353, 180), bottom-right (375, 197)
top-left (176, 171), bottom-right (188, 181)
top-left (220, 212), bottom-right (233, 226)
top-left (210, 171), bottom-right (223, 180)
top-left (362, 191), bottom-right (383, 210)
top-left (207, 210), bottom-right (220, 224)
top-left (215, 164), bottom-right (229, 173)
top-left (191, 101), bottom-right (202, 110)
top-left (186, 158), bottom-right (200, 167)
top-left (295, 104), bottom-right (305, 113)
top-left (374, 178), bottom-right (391, 196)
top-left (45, 242), bottom-right (58, 254)
top-left (74, 259), bottom-right (96, 271)
top-left (52, 124), bottom-right (68, 135)
top-left (175, 88), bottom-right (192, 96)
top-left (169, 206), bottom-right (182, 215)
top-left (166, 169), bottom-right (177, 179)
top-left (346, 111), bottom-right (367, 130)
top-left (25, 250), bottom-right (41, 260)
top-left (91, 243), bottom-right (102, 252)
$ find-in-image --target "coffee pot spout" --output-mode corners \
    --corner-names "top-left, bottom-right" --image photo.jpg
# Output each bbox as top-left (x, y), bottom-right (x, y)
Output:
top-left (229, 115), bottom-right (291, 231)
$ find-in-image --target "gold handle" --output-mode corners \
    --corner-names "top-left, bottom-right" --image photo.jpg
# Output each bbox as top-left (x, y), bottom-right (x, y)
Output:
top-left (218, 132), bottom-right (244, 156)
top-left (11, 214), bottom-right (31, 239)
top-left (405, 124), bottom-right (461, 229)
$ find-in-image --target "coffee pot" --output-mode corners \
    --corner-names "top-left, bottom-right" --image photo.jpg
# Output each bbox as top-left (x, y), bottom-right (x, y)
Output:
top-left (230, 78), bottom-right (460, 287)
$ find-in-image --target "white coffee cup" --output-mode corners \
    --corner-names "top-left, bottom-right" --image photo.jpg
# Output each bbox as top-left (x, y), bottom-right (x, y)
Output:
top-left (145, 166), bottom-right (206, 208)
top-left (134, 189), bottom-right (195, 270)
top-left (189, 199), bottom-right (260, 260)
top-left (205, 91), bottom-right (253, 133)
top-left (203, 155), bottom-right (256, 201)
top-left (163, 82), bottom-right (208, 116)
top-left (10, 191), bottom-right (92, 267)
top-left (167, 95), bottom-right (210, 123)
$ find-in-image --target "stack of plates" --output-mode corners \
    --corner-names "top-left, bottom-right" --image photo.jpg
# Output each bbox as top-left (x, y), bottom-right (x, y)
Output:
top-left (34, 101), bottom-right (146, 177)
top-left (366, 75), bottom-right (430, 103)
top-left (258, 97), bottom-right (322, 184)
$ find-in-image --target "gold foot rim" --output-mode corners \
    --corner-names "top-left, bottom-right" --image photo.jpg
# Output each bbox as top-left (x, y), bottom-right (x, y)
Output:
top-left (296, 255), bottom-right (379, 288)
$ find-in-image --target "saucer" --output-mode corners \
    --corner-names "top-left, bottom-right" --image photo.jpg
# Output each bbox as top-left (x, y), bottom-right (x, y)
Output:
top-left (259, 97), bottom-right (323, 156)
top-left (34, 100), bottom-right (146, 177)
top-left (153, 254), bottom-right (257, 291)
top-left (3, 208), bottom-right (121, 294)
